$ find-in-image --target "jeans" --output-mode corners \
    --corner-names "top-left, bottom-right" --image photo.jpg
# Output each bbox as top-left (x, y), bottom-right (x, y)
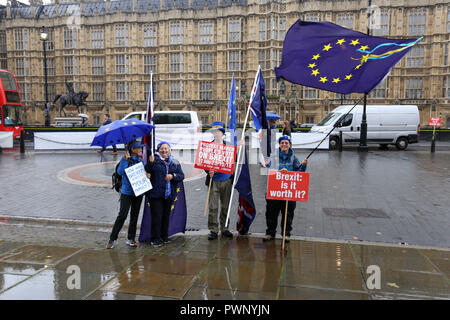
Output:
top-left (109, 193), bottom-right (143, 241)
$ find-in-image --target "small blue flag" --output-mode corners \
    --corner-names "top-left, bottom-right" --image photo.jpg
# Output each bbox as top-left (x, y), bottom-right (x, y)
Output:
top-left (275, 20), bottom-right (422, 94)
top-left (249, 67), bottom-right (268, 134)
top-left (227, 74), bottom-right (237, 146)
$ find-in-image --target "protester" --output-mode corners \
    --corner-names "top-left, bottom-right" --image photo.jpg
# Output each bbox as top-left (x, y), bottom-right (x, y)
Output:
top-left (282, 120), bottom-right (291, 137)
top-left (145, 141), bottom-right (185, 247)
top-left (107, 140), bottom-right (149, 249)
top-left (98, 114), bottom-right (118, 155)
top-left (264, 135), bottom-right (308, 243)
top-left (206, 121), bottom-right (234, 240)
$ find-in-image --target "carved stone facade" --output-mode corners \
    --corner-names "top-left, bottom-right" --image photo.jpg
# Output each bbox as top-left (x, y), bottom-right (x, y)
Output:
top-left (1, 0), bottom-right (449, 127)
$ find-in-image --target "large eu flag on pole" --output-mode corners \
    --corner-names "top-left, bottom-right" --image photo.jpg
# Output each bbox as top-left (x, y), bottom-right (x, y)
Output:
top-left (227, 74), bottom-right (237, 146)
top-left (235, 149), bottom-right (256, 235)
top-left (275, 20), bottom-right (422, 94)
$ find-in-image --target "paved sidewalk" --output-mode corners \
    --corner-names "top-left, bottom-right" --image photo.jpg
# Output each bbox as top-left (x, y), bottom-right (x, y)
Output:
top-left (0, 221), bottom-right (448, 300)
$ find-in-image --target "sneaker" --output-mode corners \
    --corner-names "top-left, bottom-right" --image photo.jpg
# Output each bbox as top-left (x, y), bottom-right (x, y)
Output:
top-left (162, 238), bottom-right (171, 244)
top-left (208, 231), bottom-right (218, 240)
top-left (126, 239), bottom-right (137, 247)
top-left (150, 240), bottom-right (163, 247)
top-left (221, 230), bottom-right (233, 239)
top-left (284, 236), bottom-right (291, 243)
top-left (106, 240), bottom-right (115, 249)
top-left (262, 235), bottom-right (274, 242)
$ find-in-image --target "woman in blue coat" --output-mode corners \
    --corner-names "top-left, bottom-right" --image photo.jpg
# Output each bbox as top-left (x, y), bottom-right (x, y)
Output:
top-left (145, 141), bottom-right (185, 247)
top-left (264, 135), bottom-right (308, 242)
top-left (107, 140), bottom-right (149, 249)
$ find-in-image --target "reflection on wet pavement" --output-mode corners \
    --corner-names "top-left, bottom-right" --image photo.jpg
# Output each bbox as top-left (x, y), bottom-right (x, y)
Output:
top-left (0, 238), bottom-right (448, 300)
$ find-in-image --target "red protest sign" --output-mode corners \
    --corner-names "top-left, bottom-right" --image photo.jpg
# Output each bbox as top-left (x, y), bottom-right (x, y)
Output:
top-left (428, 117), bottom-right (442, 127)
top-left (266, 169), bottom-right (310, 202)
top-left (194, 141), bottom-right (237, 174)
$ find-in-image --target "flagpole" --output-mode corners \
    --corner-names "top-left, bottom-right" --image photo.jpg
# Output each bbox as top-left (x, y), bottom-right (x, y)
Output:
top-left (282, 200), bottom-right (289, 250)
top-left (150, 71), bottom-right (155, 156)
top-left (305, 96), bottom-right (364, 160)
top-left (225, 66), bottom-right (261, 228)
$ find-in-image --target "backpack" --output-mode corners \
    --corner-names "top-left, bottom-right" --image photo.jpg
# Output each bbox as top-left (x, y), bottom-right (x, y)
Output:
top-left (111, 159), bottom-right (134, 192)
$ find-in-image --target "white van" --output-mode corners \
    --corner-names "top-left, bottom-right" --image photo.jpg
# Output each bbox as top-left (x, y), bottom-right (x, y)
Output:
top-left (122, 110), bottom-right (200, 135)
top-left (310, 105), bottom-right (420, 150)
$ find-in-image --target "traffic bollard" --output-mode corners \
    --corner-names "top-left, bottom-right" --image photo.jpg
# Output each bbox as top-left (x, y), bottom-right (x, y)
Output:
top-left (20, 130), bottom-right (25, 154)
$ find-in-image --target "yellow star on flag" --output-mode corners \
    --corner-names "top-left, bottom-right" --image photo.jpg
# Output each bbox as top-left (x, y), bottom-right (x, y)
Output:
top-left (359, 45), bottom-right (369, 51)
top-left (312, 54), bottom-right (320, 60)
top-left (332, 78), bottom-right (341, 83)
top-left (177, 187), bottom-right (180, 192)
top-left (354, 64), bottom-right (362, 70)
top-left (350, 39), bottom-right (360, 46)
top-left (322, 43), bottom-right (332, 51)
top-left (345, 74), bottom-right (353, 80)
top-left (336, 39), bottom-right (346, 45)
top-left (319, 76), bottom-right (328, 83)
top-left (171, 205), bottom-right (175, 210)
top-left (361, 54), bottom-right (369, 63)
top-left (308, 63), bottom-right (316, 68)
top-left (311, 69), bottom-right (320, 76)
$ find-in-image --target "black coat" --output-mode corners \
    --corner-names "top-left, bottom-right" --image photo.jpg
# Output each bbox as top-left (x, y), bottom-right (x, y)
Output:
top-left (145, 155), bottom-right (184, 201)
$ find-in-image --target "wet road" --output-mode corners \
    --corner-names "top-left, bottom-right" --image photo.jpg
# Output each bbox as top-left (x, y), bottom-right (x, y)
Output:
top-left (0, 147), bottom-right (449, 248)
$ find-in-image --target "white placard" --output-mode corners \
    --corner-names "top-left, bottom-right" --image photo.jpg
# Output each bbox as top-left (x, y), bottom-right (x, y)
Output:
top-left (125, 162), bottom-right (153, 197)
top-left (0, 131), bottom-right (13, 148)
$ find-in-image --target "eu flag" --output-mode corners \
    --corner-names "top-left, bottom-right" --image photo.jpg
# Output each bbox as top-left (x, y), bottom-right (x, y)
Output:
top-left (138, 181), bottom-right (187, 243)
top-left (227, 74), bottom-right (237, 146)
top-left (235, 150), bottom-right (256, 235)
top-left (275, 20), bottom-right (422, 94)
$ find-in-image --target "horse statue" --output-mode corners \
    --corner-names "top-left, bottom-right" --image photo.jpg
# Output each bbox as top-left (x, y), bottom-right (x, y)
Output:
top-left (53, 83), bottom-right (89, 116)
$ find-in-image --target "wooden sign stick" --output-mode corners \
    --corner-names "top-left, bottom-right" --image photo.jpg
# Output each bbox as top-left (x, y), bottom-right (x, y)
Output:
top-left (282, 200), bottom-right (289, 250)
top-left (203, 176), bottom-right (213, 217)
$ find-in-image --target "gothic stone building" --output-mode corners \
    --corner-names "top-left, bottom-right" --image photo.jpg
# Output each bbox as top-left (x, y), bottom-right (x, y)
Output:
top-left (1, 0), bottom-right (449, 127)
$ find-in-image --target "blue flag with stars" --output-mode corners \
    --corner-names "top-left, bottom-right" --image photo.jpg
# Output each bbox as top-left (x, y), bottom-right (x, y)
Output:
top-left (275, 20), bottom-right (422, 94)
top-left (227, 74), bottom-right (237, 146)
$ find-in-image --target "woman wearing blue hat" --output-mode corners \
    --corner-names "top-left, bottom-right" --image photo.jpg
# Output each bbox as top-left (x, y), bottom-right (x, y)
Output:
top-left (107, 140), bottom-right (149, 249)
top-left (264, 135), bottom-right (308, 242)
top-left (145, 141), bottom-right (185, 247)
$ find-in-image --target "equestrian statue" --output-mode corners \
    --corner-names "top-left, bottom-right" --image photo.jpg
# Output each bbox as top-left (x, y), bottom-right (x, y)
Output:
top-left (53, 82), bottom-right (89, 116)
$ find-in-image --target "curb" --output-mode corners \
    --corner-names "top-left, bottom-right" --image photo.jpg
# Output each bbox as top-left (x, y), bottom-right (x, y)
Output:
top-left (1, 215), bottom-right (449, 252)
top-left (0, 215), bottom-right (115, 229)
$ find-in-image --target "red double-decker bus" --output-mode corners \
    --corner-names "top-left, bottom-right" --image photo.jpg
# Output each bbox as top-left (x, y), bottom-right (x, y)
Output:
top-left (0, 70), bottom-right (24, 139)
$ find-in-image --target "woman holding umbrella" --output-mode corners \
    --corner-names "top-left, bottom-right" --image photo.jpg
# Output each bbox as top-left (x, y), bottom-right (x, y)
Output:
top-left (106, 140), bottom-right (150, 249)
top-left (145, 141), bottom-right (185, 247)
